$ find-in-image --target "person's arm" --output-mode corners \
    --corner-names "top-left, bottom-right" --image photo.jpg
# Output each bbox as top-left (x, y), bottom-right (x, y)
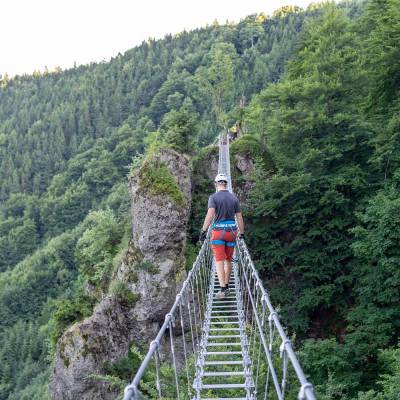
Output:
top-left (235, 212), bottom-right (244, 235)
top-left (202, 208), bottom-right (215, 232)
top-left (233, 196), bottom-right (244, 236)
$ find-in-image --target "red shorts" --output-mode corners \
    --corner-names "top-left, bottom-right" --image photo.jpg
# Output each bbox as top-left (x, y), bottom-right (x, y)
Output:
top-left (211, 229), bottom-right (237, 262)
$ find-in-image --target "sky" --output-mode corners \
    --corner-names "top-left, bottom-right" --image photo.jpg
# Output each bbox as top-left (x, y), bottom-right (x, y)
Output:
top-left (1, 0), bottom-right (314, 77)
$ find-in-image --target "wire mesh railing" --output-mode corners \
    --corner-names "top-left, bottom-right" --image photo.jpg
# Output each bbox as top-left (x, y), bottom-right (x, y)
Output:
top-left (123, 240), bottom-right (214, 400)
top-left (235, 240), bottom-right (316, 400)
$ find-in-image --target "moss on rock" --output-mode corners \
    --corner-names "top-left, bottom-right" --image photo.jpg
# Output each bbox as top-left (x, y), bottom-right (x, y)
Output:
top-left (137, 157), bottom-right (186, 207)
top-left (230, 134), bottom-right (274, 170)
top-left (109, 280), bottom-right (141, 306)
top-left (59, 341), bottom-right (70, 368)
top-left (134, 260), bottom-right (160, 275)
top-left (122, 240), bottom-right (143, 266)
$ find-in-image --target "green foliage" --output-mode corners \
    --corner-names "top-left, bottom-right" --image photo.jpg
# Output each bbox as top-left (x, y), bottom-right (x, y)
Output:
top-left (0, 1), bottom-right (383, 398)
top-left (161, 98), bottom-right (199, 153)
top-left (89, 374), bottom-right (125, 396)
top-left (109, 280), bottom-right (140, 305)
top-left (195, 42), bottom-right (238, 128)
top-left (0, 217), bottom-right (38, 272)
top-left (188, 145), bottom-right (219, 243)
top-left (75, 209), bottom-right (123, 291)
top-left (245, 5), bottom-right (371, 335)
top-left (185, 242), bottom-right (198, 271)
top-left (273, 5), bottom-right (303, 18)
top-left (361, 0), bottom-right (400, 180)
top-left (103, 345), bottom-right (144, 382)
top-left (357, 345), bottom-right (400, 400)
top-left (133, 260), bottom-right (160, 275)
top-left (0, 227), bottom-right (81, 329)
top-left (49, 288), bottom-right (96, 346)
top-left (15, 369), bottom-right (51, 400)
top-left (0, 321), bottom-right (49, 400)
top-left (362, 0), bottom-right (400, 108)
top-left (230, 134), bottom-right (274, 170)
top-left (230, 134), bottom-right (261, 156)
top-left (300, 339), bottom-right (358, 398)
top-left (241, 1), bottom-right (400, 398)
top-left (138, 157), bottom-right (187, 207)
top-left (344, 176), bottom-right (400, 384)
top-left (100, 181), bottom-right (130, 224)
top-left (91, 344), bottom-right (185, 400)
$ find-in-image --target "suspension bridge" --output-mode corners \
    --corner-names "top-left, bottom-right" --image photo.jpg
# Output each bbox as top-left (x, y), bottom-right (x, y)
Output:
top-left (123, 134), bottom-right (316, 400)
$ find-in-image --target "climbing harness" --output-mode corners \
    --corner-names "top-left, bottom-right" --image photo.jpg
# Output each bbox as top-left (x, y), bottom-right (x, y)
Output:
top-left (211, 219), bottom-right (237, 247)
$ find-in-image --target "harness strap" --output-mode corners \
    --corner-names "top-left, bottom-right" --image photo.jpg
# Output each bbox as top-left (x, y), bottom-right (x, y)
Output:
top-left (220, 227), bottom-right (226, 241)
top-left (212, 219), bottom-right (237, 230)
top-left (211, 239), bottom-right (236, 247)
top-left (211, 239), bottom-right (226, 245)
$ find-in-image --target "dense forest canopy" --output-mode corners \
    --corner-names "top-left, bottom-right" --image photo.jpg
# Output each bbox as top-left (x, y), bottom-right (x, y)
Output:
top-left (0, 0), bottom-right (399, 398)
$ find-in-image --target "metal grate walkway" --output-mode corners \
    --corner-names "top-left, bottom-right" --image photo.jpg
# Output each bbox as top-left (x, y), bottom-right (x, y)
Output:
top-left (193, 262), bottom-right (254, 399)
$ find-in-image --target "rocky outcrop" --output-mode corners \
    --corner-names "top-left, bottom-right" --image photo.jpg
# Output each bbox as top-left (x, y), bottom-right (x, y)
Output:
top-left (192, 138), bottom-right (259, 207)
top-left (49, 297), bottom-right (142, 400)
top-left (50, 149), bottom-right (191, 400)
top-left (123, 148), bottom-right (191, 323)
top-left (231, 153), bottom-right (256, 206)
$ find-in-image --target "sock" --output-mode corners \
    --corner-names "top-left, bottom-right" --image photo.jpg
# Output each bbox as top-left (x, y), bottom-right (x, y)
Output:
top-left (226, 283), bottom-right (229, 289)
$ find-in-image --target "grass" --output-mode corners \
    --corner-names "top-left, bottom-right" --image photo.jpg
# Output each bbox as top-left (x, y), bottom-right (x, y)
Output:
top-left (138, 157), bottom-right (187, 207)
top-left (109, 280), bottom-right (141, 305)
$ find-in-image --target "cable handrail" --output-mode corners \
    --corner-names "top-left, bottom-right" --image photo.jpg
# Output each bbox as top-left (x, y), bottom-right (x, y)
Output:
top-left (123, 240), bottom-right (211, 400)
top-left (237, 239), bottom-right (316, 400)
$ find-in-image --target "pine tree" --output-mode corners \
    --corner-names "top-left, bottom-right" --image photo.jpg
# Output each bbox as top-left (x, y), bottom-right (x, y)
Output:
top-left (246, 5), bottom-right (371, 333)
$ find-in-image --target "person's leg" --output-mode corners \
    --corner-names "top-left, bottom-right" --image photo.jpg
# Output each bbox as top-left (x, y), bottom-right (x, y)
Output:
top-left (216, 260), bottom-right (226, 288)
top-left (224, 260), bottom-right (232, 286)
top-left (211, 229), bottom-right (227, 291)
top-left (223, 231), bottom-right (236, 286)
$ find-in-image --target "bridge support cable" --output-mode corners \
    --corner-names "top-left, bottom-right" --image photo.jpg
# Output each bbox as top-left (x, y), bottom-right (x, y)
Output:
top-left (123, 241), bottom-right (214, 400)
top-left (123, 133), bottom-right (316, 400)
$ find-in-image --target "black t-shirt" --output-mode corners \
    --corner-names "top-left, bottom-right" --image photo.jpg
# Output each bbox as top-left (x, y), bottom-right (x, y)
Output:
top-left (208, 190), bottom-right (240, 222)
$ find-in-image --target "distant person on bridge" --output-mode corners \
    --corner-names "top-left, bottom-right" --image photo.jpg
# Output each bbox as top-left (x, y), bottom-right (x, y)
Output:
top-left (199, 173), bottom-right (244, 299)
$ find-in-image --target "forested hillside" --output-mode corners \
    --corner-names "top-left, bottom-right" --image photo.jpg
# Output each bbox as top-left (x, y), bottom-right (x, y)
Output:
top-left (1, 0), bottom-right (399, 398)
top-left (0, 6), bottom-right (321, 398)
top-left (242, 1), bottom-right (400, 398)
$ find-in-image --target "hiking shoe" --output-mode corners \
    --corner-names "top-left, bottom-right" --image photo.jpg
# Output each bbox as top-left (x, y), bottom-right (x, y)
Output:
top-left (225, 288), bottom-right (230, 297)
top-left (216, 290), bottom-right (226, 299)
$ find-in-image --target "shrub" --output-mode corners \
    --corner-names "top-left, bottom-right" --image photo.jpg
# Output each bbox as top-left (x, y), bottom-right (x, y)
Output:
top-left (109, 280), bottom-right (140, 306)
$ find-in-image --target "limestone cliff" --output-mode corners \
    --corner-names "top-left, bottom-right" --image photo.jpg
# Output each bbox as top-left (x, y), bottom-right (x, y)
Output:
top-left (50, 149), bottom-right (191, 400)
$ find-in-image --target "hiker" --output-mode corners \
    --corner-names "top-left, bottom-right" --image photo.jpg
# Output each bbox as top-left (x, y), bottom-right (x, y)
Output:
top-left (199, 173), bottom-right (244, 299)
top-left (228, 125), bottom-right (237, 142)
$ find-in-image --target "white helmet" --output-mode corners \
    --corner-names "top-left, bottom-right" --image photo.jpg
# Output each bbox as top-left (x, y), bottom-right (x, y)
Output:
top-left (214, 173), bottom-right (228, 183)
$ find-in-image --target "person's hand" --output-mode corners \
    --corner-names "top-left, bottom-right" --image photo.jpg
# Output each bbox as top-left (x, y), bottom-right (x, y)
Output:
top-left (199, 230), bottom-right (207, 242)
